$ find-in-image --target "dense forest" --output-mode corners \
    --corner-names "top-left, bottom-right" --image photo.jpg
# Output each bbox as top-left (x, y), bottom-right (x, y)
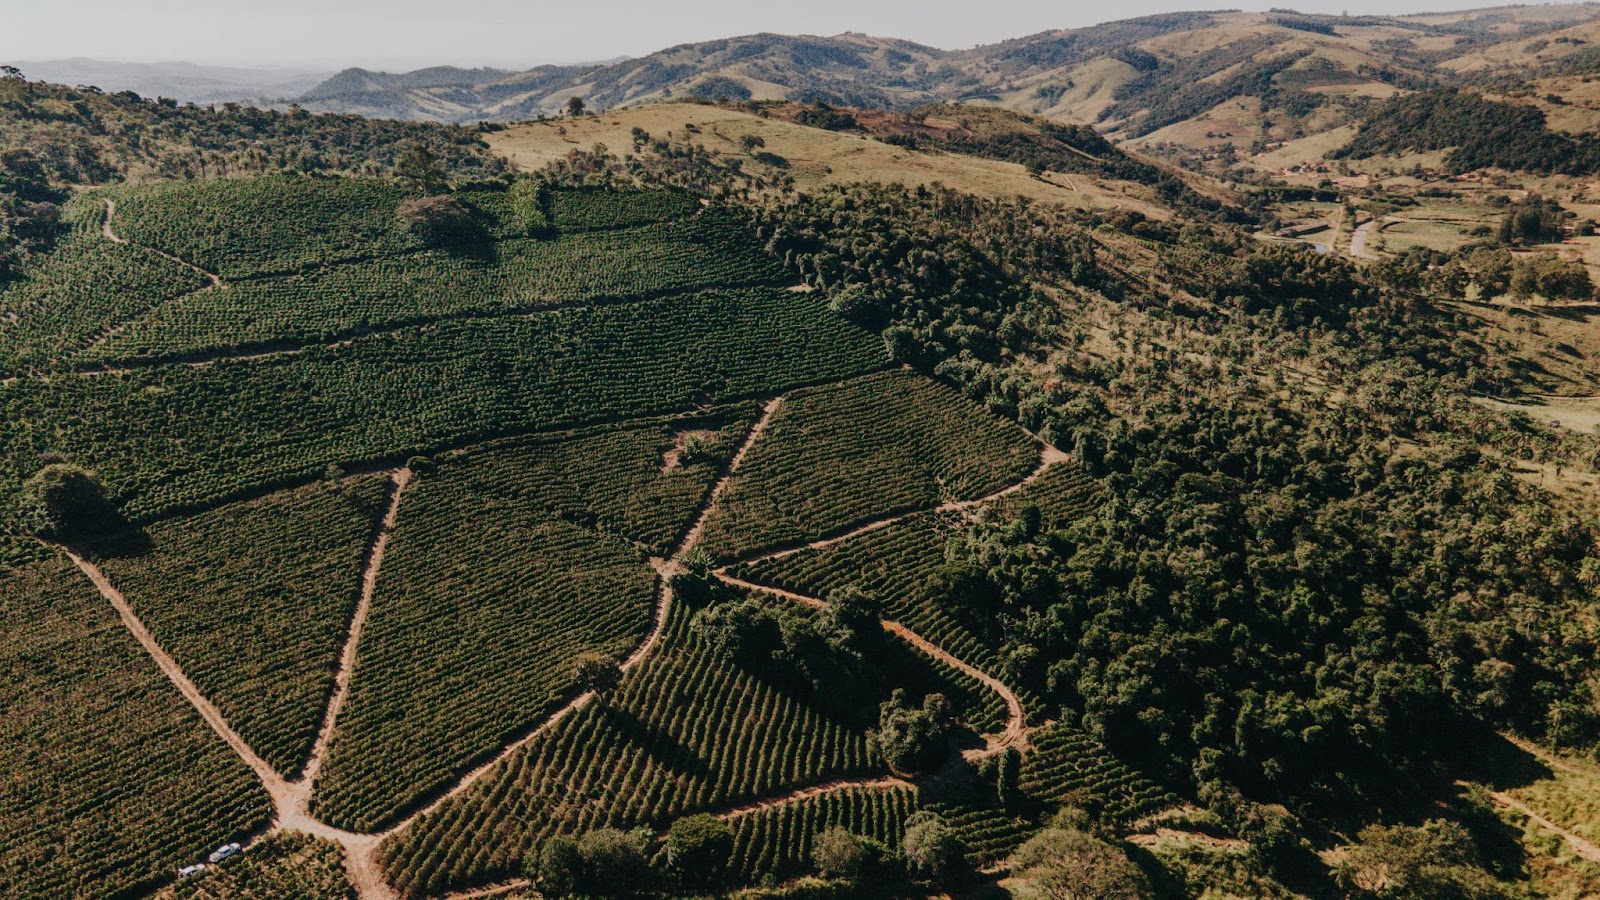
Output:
top-left (1336, 88), bottom-right (1600, 176)
top-left (741, 171), bottom-right (1600, 890)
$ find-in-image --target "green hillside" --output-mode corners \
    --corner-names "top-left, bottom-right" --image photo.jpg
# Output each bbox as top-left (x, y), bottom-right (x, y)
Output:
top-left (7, 21), bottom-right (1600, 900)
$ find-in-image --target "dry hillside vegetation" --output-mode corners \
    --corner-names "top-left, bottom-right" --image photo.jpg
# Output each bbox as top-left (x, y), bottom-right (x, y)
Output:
top-left (488, 103), bottom-right (1172, 216)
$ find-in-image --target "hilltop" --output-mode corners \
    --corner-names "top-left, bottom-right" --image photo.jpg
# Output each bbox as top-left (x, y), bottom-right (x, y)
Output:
top-left (291, 5), bottom-right (1600, 131)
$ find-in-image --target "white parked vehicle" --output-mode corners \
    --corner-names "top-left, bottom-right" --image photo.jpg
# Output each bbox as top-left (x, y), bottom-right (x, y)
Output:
top-left (177, 864), bottom-right (207, 878)
top-left (207, 842), bottom-right (242, 864)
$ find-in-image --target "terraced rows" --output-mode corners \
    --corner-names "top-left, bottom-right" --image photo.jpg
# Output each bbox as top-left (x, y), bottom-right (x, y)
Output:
top-left (107, 176), bottom-right (421, 279)
top-left (0, 223), bottom-right (210, 371)
top-left (154, 832), bottom-right (353, 900)
top-left (1020, 724), bottom-right (1180, 824)
top-left (730, 514), bottom-right (1012, 676)
top-left (733, 513), bottom-right (1013, 712)
top-left (924, 801), bottom-right (1037, 866)
top-left (0, 287), bottom-right (887, 525)
top-left (698, 370), bottom-right (1039, 560)
top-left (0, 555), bottom-right (268, 899)
top-left (725, 783), bottom-right (920, 884)
top-left (84, 475), bottom-right (392, 775)
top-left (87, 211), bottom-right (788, 364)
top-left (313, 440), bottom-right (668, 831)
top-left (549, 187), bottom-right (700, 230)
top-left (0, 173), bottom-right (1166, 899)
top-left (983, 460), bottom-right (1105, 528)
top-left (449, 407), bottom-right (758, 554)
top-left (377, 601), bottom-right (883, 896)
top-left (733, 458), bottom-right (1104, 720)
top-left (736, 513), bottom-right (954, 609)
top-left (879, 621), bottom-right (1009, 736)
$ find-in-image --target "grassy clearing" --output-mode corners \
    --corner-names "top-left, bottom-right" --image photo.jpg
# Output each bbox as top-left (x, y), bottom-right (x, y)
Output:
top-left (487, 103), bottom-right (1169, 218)
top-left (1449, 300), bottom-right (1600, 396)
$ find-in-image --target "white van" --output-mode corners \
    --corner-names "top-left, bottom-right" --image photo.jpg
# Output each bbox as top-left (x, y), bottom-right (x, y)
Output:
top-left (207, 843), bottom-right (242, 864)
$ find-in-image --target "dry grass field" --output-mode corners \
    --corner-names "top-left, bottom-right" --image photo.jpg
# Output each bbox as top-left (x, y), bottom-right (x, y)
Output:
top-left (486, 103), bottom-right (1175, 218)
top-left (1453, 301), bottom-right (1600, 396)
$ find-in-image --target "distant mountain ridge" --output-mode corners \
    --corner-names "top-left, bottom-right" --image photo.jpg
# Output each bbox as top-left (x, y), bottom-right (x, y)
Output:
top-left (287, 5), bottom-right (1600, 127)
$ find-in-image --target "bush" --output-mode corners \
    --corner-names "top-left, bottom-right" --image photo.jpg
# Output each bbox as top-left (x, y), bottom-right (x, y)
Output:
top-left (1336, 819), bottom-right (1513, 899)
top-left (1010, 817), bottom-right (1149, 899)
top-left (1510, 253), bottom-right (1593, 302)
top-left (810, 827), bottom-right (888, 883)
top-left (795, 103), bottom-right (858, 131)
top-left (579, 828), bottom-right (656, 898)
top-left (530, 834), bottom-right (582, 897)
top-left (1499, 195), bottom-right (1566, 245)
top-left (396, 195), bottom-right (484, 246)
top-left (871, 689), bottom-right (950, 774)
top-left (900, 811), bottom-right (965, 884)
top-left (529, 828), bottom-right (657, 898)
top-left (665, 813), bottom-right (733, 888)
top-left (692, 597), bottom-right (783, 664)
top-left (21, 463), bottom-right (118, 538)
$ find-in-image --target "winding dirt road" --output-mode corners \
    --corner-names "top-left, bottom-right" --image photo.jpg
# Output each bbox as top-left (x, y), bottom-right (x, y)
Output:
top-left (740, 441), bottom-right (1069, 567)
top-left (713, 439), bottom-right (1071, 749)
top-left (54, 385), bottom-right (1052, 899)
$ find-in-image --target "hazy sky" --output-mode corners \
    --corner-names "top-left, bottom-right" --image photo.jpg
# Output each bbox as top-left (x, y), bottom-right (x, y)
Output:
top-left (0, 0), bottom-right (1535, 70)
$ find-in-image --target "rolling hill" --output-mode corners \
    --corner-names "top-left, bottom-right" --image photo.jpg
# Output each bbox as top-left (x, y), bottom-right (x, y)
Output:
top-left (293, 5), bottom-right (1600, 137)
top-left (11, 9), bottom-right (1600, 899)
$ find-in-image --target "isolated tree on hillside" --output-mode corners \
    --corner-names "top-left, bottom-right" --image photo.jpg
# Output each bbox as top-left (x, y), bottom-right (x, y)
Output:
top-left (567, 96), bottom-right (586, 118)
top-left (21, 463), bottom-right (118, 539)
top-left (871, 689), bottom-right (951, 774)
top-left (574, 652), bottom-right (622, 703)
top-left (812, 827), bottom-right (887, 883)
top-left (396, 195), bottom-right (482, 247)
top-left (664, 813), bottom-right (733, 889)
top-left (901, 811), bottom-right (966, 884)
